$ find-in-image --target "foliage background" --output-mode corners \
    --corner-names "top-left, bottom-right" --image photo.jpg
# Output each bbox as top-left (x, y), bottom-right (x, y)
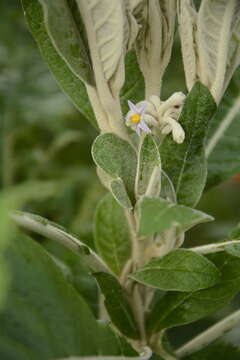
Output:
top-left (1, 0), bottom-right (240, 354)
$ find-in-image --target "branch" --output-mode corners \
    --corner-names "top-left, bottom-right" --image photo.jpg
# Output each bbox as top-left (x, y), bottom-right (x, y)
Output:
top-left (12, 211), bottom-right (110, 273)
top-left (175, 309), bottom-right (240, 358)
top-left (189, 240), bottom-right (240, 255)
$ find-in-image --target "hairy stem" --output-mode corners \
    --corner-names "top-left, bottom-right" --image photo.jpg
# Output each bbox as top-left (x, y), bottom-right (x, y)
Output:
top-left (176, 309), bottom-right (240, 358)
top-left (190, 240), bottom-right (240, 255)
top-left (12, 211), bottom-right (110, 273)
top-left (150, 332), bottom-right (177, 360)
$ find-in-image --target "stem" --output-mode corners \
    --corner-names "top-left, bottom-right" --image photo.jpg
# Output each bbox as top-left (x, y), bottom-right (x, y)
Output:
top-left (150, 332), bottom-right (177, 360)
top-left (12, 211), bottom-right (110, 273)
top-left (125, 209), bottom-right (142, 268)
top-left (190, 240), bottom-right (240, 255)
top-left (132, 284), bottom-right (147, 345)
top-left (176, 309), bottom-right (240, 358)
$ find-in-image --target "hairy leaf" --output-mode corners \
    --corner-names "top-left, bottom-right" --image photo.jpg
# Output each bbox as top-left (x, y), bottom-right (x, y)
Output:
top-left (131, 249), bottom-right (220, 292)
top-left (146, 252), bottom-right (240, 333)
top-left (92, 133), bottom-right (137, 202)
top-left (77, 0), bottom-right (126, 95)
top-left (160, 82), bottom-right (217, 207)
top-left (0, 233), bottom-right (136, 359)
top-left (178, 0), bottom-right (197, 91)
top-left (94, 272), bottom-right (139, 339)
top-left (110, 178), bottom-right (133, 209)
top-left (135, 134), bottom-right (161, 197)
top-left (206, 67), bottom-right (240, 189)
top-left (38, 0), bottom-right (93, 84)
top-left (21, 0), bottom-right (97, 128)
top-left (94, 194), bottom-right (131, 275)
top-left (138, 197), bottom-right (213, 237)
top-left (197, 0), bottom-right (240, 101)
top-left (120, 51), bottom-right (145, 115)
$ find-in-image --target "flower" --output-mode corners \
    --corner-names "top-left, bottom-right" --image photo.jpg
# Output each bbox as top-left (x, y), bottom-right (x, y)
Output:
top-left (125, 100), bottom-right (151, 136)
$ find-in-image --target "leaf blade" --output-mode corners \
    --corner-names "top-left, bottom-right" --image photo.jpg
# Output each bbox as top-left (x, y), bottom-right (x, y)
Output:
top-left (21, 0), bottom-right (97, 128)
top-left (138, 197), bottom-right (213, 237)
top-left (136, 134), bottom-right (161, 197)
top-left (0, 232), bottom-right (136, 359)
top-left (146, 252), bottom-right (240, 333)
top-left (131, 249), bottom-right (220, 292)
top-left (38, 0), bottom-right (93, 84)
top-left (92, 133), bottom-right (137, 202)
top-left (160, 82), bottom-right (216, 207)
top-left (94, 194), bottom-right (131, 275)
top-left (94, 272), bottom-right (139, 340)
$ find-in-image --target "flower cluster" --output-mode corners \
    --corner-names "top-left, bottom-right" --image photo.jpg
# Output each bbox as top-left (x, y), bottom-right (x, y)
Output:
top-left (126, 92), bottom-right (186, 143)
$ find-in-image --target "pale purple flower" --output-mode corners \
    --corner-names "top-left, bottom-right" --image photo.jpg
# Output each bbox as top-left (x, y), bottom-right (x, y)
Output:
top-left (126, 100), bottom-right (151, 136)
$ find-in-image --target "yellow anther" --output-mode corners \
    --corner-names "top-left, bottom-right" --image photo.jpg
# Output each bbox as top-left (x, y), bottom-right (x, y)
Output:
top-left (131, 113), bottom-right (141, 124)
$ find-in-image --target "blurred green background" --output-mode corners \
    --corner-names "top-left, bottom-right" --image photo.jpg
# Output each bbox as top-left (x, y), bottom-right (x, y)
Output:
top-left (1, 0), bottom-right (240, 352)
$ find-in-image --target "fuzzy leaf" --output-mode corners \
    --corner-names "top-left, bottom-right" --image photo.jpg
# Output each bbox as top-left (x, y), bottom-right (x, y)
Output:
top-left (38, 0), bottom-right (93, 84)
top-left (21, 0), bottom-right (97, 128)
top-left (146, 252), bottom-right (240, 333)
top-left (92, 133), bottom-right (137, 202)
top-left (131, 249), bottom-right (220, 292)
top-left (197, 0), bottom-right (240, 101)
top-left (94, 272), bottom-right (139, 340)
top-left (160, 82), bottom-right (217, 207)
top-left (161, 170), bottom-right (176, 203)
top-left (135, 134), bottom-right (161, 197)
top-left (138, 197), bottom-right (213, 237)
top-left (120, 51), bottom-right (145, 115)
top-left (225, 226), bottom-right (240, 258)
top-left (206, 67), bottom-right (240, 189)
top-left (0, 233), bottom-right (136, 359)
top-left (178, 0), bottom-right (197, 91)
top-left (135, 0), bottom-right (176, 97)
top-left (77, 0), bottom-right (125, 94)
top-left (110, 178), bottom-right (132, 209)
top-left (94, 194), bottom-right (131, 275)
top-left (229, 223), bottom-right (240, 239)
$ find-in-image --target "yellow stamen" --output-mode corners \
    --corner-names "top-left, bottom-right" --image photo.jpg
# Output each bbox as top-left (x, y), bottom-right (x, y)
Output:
top-left (131, 113), bottom-right (141, 124)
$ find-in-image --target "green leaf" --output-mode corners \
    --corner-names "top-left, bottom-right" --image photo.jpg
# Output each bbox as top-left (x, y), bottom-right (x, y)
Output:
top-left (160, 82), bottom-right (217, 207)
top-left (110, 178), bottom-right (132, 209)
top-left (136, 134), bottom-right (161, 197)
top-left (161, 170), bottom-right (176, 203)
top-left (138, 197), bottom-right (213, 237)
top-left (58, 348), bottom-right (152, 360)
top-left (94, 272), bottom-right (139, 340)
top-left (120, 51), bottom-right (145, 115)
top-left (0, 232), bottom-right (137, 359)
top-left (229, 223), bottom-right (240, 239)
top-left (206, 67), bottom-right (240, 189)
top-left (226, 243), bottom-right (240, 258)
top-left (146, 252), bottom-right (240, 333)
top-left (225, 224), bottom-right (240, 257)
top-left (21, 0), bottom-right (97, 128)
top-left (43, 240), bottom-right (99, 317)
top-left (38, 0), bottom-right (93, 84)
top-left (94, 194), bottom-right (131, 275)
top-left (13, 211), bottom-right (110, 273)
top-left (184, 342), bottom-right (240, 360)
top-left (92, 133), bottom-right (137, 202)
top-left (131, 249), bottom-right (220, 292)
